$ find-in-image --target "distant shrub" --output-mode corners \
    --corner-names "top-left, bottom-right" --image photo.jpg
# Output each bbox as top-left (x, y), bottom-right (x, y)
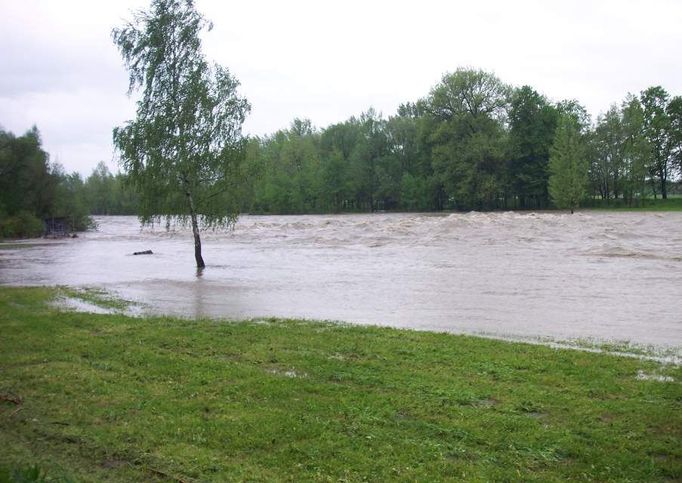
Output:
top-left (73, 215), bottom-right (97, 232)
top-left (0, 211), bottom-right (44, 239)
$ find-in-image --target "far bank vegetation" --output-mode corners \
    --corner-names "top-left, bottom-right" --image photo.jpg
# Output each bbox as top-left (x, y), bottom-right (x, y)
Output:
top-left (2, 70), bottom-right (681, 236)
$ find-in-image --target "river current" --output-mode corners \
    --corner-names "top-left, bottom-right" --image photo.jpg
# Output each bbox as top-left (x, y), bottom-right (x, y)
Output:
top-left (1, 212), bottom-right (681, 348)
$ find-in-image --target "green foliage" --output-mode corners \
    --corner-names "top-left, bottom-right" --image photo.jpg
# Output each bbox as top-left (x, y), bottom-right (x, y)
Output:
top-left (0, 464), bottom-right (72, 483)
top-left (112, 0), bottom-right (249, 227)
top-left (249, 120), bottom-right (322, 214)
top-left (112, 0), bottom-right (249, 266)
top-left (0, 127), bottom-right (54, 221)
top-left (640, 86), bottom-right (678, 199)
top-left (590, 104), bottom-right (627, 201)
top-left (586, 196), bottom-right (682, 211)
top-left (232, 71), bottom-right (679, 215)
top-left (5, 68), bottom-right (679, 220)
top-left (508, 86), bottom-right (559, 208)
top-left (1, 286), bottom-right (680, 481)
top-left (617, 96), bottom-right (649, 204)
top-left (0, 211), bottom-right (44, 239)
top-left (549, 114), bottom-right (589, 212)
top-left (669, 96), bottom-right (682, 173)
top-left (426, 69), bottom-right (511, 210)
top-left (82, 162), bottom-right (139, 215)
top-left (0, 127), bottom-right (93, 238)
top-left (49, 168), bottom-right (93, 231)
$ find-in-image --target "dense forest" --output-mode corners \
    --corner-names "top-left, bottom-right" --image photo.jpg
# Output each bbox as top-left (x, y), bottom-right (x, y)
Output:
top-left (1, 68), bottom-right (681, 238)
top-left (240, 69), bottom-right (681, 214)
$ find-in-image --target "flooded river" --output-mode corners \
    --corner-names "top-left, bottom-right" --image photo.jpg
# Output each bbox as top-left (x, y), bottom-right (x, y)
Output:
top-left (1, 212), bottom-right (681, 348)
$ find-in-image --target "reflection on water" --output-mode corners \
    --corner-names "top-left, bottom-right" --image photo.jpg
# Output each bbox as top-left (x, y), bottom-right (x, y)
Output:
top-left (1, 212), bottom-right (681, 347)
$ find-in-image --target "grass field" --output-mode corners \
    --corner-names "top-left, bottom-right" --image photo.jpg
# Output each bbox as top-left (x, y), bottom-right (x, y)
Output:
top-left (584, 196), bottom-right (682, 211)
top-left (0, 287), bottom-right (680, 481)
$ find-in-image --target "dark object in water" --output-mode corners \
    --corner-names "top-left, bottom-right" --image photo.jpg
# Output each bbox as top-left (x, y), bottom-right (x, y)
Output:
top-left (133, 250), bottom-right (153, 255)
top-left (44, 217), bottom-right (68, 238)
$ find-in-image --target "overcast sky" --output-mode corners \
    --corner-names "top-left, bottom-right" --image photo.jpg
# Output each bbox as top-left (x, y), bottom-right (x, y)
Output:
top-left (1, 0), bottom-right (681, 176)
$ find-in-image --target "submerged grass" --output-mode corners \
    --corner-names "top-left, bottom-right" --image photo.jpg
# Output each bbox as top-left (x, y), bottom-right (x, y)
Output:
top-left (0, 286), bottom-right (680, 481)
top-left (55, 286), bottom-right (138, 313)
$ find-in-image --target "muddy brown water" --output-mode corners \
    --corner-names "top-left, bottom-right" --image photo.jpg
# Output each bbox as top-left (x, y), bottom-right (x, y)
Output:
top-left (1, 212), bottom-right (681, 348)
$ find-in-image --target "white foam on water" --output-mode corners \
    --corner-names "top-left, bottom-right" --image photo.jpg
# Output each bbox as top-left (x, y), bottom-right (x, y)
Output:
top-left (2, 212), bottom-right (681, 350)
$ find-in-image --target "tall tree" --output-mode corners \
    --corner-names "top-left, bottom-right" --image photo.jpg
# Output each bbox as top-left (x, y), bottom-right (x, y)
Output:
top-left (640, 86), bottom-right (673, 199)
top-left (426, 68), bottom-right (510, 210)
top-left (667, 96), bottom-right (682, 175)
top-left (620, 95), bottom-right (649, 205)
top-left (352, 109), bottom-right (387, 212)
top-left (548, 114), bottom-right (588, 213)
top-left (0, 126), bottom-right (55, 219)
top-left (507, 86), bottom-right (558, 208)
top-left (85, 161), bottom-right (116, 215)
top-left (319, 119), bottom-right (363, 210)
top-left (590, 105), bottom-right (627, 201)
top-left (112, 0), bottom-right (250, 268)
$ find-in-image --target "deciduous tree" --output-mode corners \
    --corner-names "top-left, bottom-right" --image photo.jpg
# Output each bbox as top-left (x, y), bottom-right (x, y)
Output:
top-left (548, 114), bottom-right (588, 213)
top-left (640, 86), bottom-right (673, 199)
top-left (507, 86), bottom-right (558, 208)
top-left (112, 0), bottom-right (249, 268)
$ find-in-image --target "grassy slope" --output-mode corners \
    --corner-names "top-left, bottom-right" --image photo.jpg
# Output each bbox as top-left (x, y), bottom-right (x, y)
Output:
top-left (0, 287), bottom-right (680, 482)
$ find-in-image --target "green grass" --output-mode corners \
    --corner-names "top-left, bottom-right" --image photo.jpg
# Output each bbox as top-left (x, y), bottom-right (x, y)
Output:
top-left (0, 287), bottom-right (680, 482)
top-left (585, 197), bottom-right (682, 211)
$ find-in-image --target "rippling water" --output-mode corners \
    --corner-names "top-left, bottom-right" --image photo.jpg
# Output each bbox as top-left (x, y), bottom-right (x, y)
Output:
top-left (1, 212), bottom-right (681, 347)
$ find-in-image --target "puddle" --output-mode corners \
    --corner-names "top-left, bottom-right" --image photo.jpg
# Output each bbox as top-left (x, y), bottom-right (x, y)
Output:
top-left (473, 332), bottom-right (682, 366)
top-left (55, 297), bottom-right (118, 315)
top-left (635, 371), bottom-right (675, 382)
top-left (52, 287), bottom-right (146, 317)
top-left (267, 368), bottom-right (308, 379)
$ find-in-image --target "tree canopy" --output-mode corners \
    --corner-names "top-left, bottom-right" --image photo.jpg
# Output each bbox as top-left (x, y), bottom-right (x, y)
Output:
top-left (548, 114), bottom-right (588, 213)
top-left (5, 69), bottom-right (680, 237)
top-left (112, 0), bottom-right (249, 267)
top-left (0, 126), bottom-right (92, 238)
top-left (233, 76), bottom-right (680, 214)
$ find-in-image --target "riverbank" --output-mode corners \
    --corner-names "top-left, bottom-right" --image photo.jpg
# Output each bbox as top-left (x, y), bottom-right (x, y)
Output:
top-left (584, 197), bottom-right (682, 211)
top-left (1, 287), bottom-right (680, 481)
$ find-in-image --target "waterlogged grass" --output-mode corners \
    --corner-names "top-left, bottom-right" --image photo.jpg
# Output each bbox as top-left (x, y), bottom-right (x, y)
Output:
top-left (536, 337), bottom-right (682, 365)
top-left (0, 287), bottom-right (680, 481)
top-left (55, 286), bottom-right (138, 313)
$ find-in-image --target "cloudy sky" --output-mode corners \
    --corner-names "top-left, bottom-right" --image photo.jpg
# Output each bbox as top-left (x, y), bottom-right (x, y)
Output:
top-left (1, 0), bottom-right (681, 176)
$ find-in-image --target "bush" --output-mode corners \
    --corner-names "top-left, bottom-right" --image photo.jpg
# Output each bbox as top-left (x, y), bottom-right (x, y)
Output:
top-left (0, 211), bottom-right (44, 239)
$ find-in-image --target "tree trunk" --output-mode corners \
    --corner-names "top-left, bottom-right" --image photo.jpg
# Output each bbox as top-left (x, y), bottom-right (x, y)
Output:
top-left (191, 210), bottom-right (205, 268)
top-left (186, 189), bottom-right (205, 268)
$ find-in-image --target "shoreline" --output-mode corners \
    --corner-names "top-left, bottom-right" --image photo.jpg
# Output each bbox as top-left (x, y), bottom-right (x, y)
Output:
top-left (1, 286), bottom-right (680, 481)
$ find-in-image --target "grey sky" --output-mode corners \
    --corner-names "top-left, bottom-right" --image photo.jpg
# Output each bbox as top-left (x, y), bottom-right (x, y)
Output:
top-left (1, 0), bottom-right (681, 176)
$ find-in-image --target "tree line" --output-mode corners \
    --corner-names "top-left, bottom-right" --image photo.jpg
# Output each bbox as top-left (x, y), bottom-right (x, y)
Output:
top-left (2, 68), bottom-right (681, 239)
top-left (106, 0), bottom-right (679, 267)
top-left (241, 69), bottom-right (681, 214)
top-left (0, 127), bottom-right (138, 238)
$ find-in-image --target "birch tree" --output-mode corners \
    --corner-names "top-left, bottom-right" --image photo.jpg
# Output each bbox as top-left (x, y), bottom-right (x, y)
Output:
top-left (112, 0), bottom-right (249, 268)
